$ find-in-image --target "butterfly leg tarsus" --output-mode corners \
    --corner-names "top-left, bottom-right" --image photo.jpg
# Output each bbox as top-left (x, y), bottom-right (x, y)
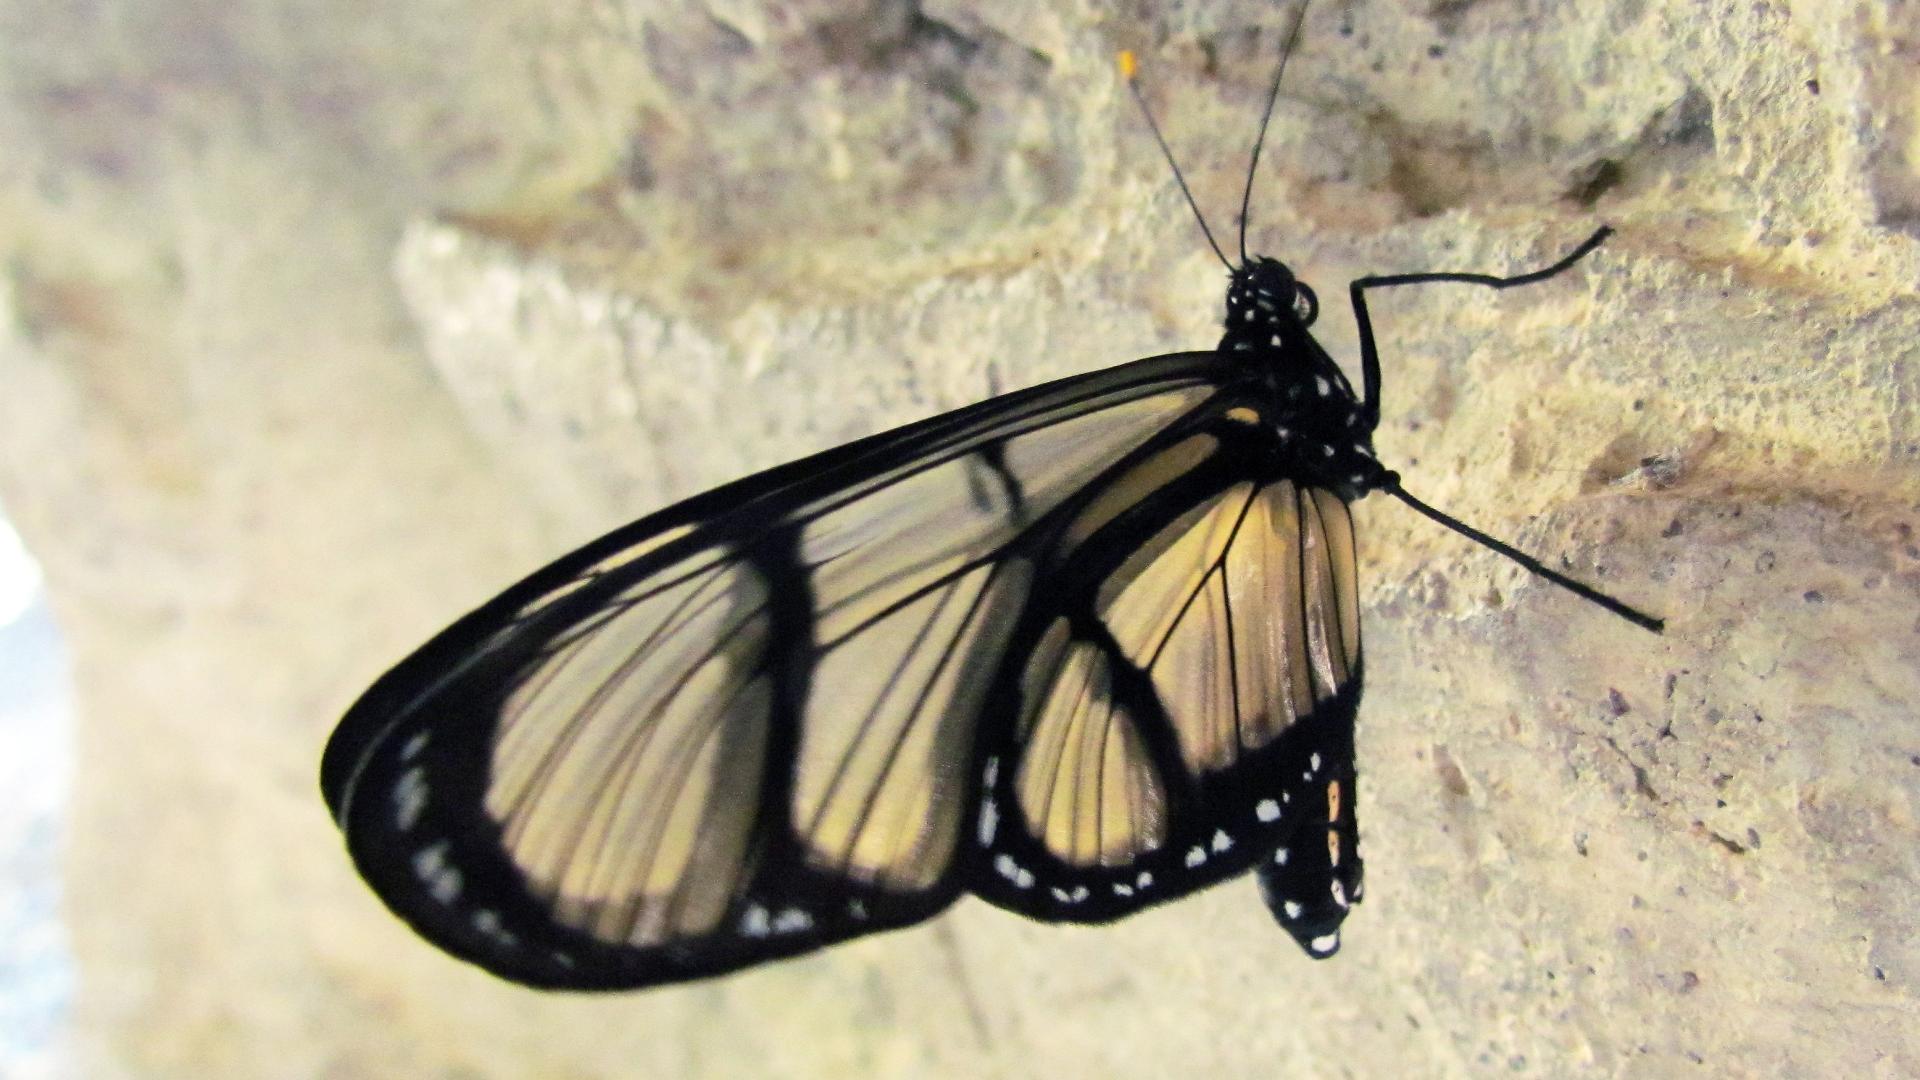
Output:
top-left (1345, 226), bottom-right (1615, 428)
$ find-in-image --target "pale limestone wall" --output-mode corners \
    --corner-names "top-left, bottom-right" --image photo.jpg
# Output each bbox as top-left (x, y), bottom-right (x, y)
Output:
top-left (1, 1), bottom-right (1916, 1076)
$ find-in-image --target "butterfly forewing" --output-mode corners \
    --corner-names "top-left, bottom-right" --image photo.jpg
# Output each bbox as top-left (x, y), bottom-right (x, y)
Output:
top-left (323, 352), bottom-right (1263, 988)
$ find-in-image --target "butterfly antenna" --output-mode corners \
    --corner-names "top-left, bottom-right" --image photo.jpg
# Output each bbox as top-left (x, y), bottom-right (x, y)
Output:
top-left (1119, 50), bottom-right (1234, 272)
top-left (1237, 0), bottom-right (1313, 265)
top-left (1383, 481), bottom-right (1665, 634)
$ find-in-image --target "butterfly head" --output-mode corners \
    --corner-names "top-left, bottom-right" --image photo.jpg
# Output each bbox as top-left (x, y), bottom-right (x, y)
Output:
top-left (1224, 257), bottom-right (1319, 342)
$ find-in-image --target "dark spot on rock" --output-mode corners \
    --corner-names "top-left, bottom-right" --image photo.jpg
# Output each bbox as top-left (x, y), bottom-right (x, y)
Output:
top-left (1658, 87), bottom-right (1716, 150)
top-left (622, 137), bottom-right (656, 192)
top-left (1661, 518), bottom-right (1683, 538)
top-left (1704, 828), bottom-right (1747, 855)
top-left (1432, 745), bottom-right (1472, 797)
top-left (1568, 158), bottom-right (1624, 207)
top-left (1635, 451), bottom-right (1686, 489)
top-left (1803, 589), bottom-right (1825, 603)
top-left (1607, 688), bottom-right (1631, 716)
top-left (1806, 78), bottom-right (1820, 95)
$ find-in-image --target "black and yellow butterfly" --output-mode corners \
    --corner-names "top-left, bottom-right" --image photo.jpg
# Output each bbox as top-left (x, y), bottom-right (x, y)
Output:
top-left (321, 12), bottom-right (1661, 992)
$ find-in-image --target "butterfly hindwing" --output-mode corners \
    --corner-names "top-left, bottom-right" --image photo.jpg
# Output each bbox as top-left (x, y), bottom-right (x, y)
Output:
top-left (966, 413), bottom-right (1364, 926)
top-left (322, 351), bottom-right (1263, 989)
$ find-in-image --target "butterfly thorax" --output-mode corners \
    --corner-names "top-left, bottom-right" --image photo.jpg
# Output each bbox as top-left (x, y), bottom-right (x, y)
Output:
top-left (1221, 258), bottom-right (1383, 498)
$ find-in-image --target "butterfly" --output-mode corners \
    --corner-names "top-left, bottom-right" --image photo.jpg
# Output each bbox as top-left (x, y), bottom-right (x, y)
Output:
top-left (320, 4), bottom-right (1662, 991)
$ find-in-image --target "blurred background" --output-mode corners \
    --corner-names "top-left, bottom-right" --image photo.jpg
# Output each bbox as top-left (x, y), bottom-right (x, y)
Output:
top-left (1, 0), bottom-right (1916, 1076)
top-left (1, 508), bottom-right (72, 1080)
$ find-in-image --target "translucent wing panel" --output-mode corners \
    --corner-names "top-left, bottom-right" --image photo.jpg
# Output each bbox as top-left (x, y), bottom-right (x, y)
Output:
top-left (1057, 434), bottom-right (1222, 556)
top-left (1303, 487), bottom-right (1361, 687)
top-left (485, 555), bottom-right (771, 946)
top-left (1099, 480), bottom-right (1360, 779)
top-left (795, 558), bottom-right (1033, 888)
top-left (803, 389), bottom-right (1214, 642)
top-left (1097, 482), bottom-right (1260, 774)
top-left (1012, 620), bottom-right (1168, 867)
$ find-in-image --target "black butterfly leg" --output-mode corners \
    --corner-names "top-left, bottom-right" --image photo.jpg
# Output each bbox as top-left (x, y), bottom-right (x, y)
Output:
top-left (1341, 227), bottom-right (1664, 634)
top-left (1347, 226), bottom-right (1613, 428)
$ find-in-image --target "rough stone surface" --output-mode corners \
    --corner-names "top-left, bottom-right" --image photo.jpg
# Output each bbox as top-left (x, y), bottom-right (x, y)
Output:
top-left (1, 0), bottom-right (1916, 1076)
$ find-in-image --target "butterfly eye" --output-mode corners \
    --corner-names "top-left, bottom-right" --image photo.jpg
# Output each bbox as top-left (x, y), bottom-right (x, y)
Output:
top-left (1292, 283), bottom-right (1319, 326)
